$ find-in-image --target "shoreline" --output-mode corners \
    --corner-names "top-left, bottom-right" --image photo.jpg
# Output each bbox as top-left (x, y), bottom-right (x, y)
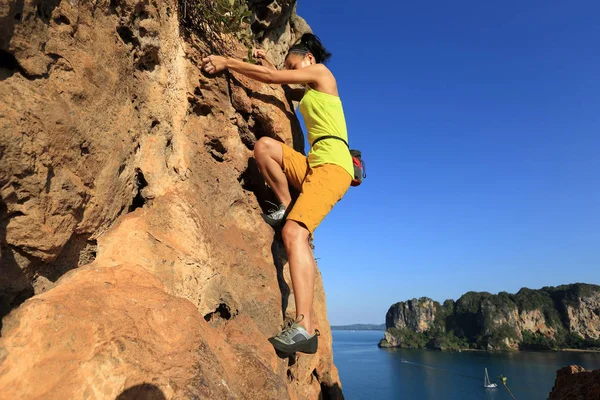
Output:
top-left (381, 347), bottom-right (600, 354)
top-left (378, 344), bottom-right (600, 354)
top-left (556, 348), bottom-right (600, 353)
top-left (451, 348), bottom-right (599, 354)
top-left (341, 330), bottom-right (600, 353)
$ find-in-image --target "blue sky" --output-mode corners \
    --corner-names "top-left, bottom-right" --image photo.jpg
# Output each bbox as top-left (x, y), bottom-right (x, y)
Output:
top-left (294, 0), bottom-right (600, 325)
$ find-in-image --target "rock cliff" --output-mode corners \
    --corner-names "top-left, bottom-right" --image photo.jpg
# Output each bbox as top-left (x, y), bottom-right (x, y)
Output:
top-left (380, 284), bottom-right (600, 351)
top-left (548, 365), bottom-right (600, 400)
top-left (0, 0), bottom-right (342, 398)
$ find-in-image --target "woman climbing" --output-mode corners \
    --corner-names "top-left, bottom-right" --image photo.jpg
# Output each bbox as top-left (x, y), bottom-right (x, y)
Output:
top-left (201, 33), bottom-right (354, 355)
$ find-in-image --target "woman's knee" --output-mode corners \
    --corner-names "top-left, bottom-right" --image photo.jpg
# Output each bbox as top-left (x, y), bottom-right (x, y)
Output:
top-left (254, 137), bottom-right (277, 161)
top-left (282, 220), bottom-right (310, 246)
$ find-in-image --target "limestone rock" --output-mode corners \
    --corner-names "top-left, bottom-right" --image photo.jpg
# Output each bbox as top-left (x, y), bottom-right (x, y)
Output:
top-left (379, 331), bottom-right (400, 348)
top-left (249, 0), bottom-right (312, 69)
top-left (565, 292), bottom-right (600, 339)
top-left (382, 284), bottom-right (600, 351)
top-left (519, 309), bottom-right (557, 339)
top-left (386, 297), bottom-right (437, 333)
top-left (548, 365), bottom-right (600, 400)
top-left (0, 0), bottom-right (342, 398)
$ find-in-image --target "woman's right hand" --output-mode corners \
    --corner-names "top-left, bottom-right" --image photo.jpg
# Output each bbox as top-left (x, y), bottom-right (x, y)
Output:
top-left (201, 55), bottom-right (228, 74)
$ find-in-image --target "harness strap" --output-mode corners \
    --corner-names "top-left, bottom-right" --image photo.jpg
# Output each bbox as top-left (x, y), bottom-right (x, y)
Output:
top-left (311, 135), bottom-right (349, 148)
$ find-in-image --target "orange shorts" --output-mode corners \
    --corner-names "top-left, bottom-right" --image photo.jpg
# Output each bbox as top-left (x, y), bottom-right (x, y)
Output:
top-left (280, 143), bottom-right (351, 234)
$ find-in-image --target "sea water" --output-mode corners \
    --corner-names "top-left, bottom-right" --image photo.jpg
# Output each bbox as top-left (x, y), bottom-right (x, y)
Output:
top-left (332, 330), bottom-right (600, 400)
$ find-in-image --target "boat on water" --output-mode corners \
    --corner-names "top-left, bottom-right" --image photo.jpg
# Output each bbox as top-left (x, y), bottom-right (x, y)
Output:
top-left (484, 368), bottom-right (498, 388)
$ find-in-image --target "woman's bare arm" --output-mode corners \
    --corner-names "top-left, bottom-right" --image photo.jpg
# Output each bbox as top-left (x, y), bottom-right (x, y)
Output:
top-left (202, 55), bottom-right (328, 86)
top-left (284, 86), bottom-right (306, 102)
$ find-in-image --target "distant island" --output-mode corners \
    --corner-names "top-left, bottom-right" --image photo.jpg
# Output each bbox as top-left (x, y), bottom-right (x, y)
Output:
top-left (379, 283), bottom-right (600, 352)
top-left (331, 323), bottom-right (386, 331)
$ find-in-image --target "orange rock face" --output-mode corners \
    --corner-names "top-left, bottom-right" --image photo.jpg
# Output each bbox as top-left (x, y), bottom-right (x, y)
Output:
top-left (0, 1), bottom-right (341, 398)
top-left (548, 365), bottom-right (600, 400)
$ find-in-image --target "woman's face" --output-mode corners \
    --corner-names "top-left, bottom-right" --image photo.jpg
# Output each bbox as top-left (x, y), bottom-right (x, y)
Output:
top-left (285, 53), bottom-right (313, 70)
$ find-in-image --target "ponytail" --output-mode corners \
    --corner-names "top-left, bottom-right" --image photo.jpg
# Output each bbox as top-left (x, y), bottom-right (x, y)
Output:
top-left (287, 33), bottom-right (332, 64)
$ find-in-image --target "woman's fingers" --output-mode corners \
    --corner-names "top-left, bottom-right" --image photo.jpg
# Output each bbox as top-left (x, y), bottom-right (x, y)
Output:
top-left (252, 48), bottom-right (266, 59)
top-left (201, 55), bottom-right (227, 74)
top-left (201, 56), bottom-right (216, 74)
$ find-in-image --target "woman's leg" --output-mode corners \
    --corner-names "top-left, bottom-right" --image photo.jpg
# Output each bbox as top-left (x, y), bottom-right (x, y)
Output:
top-left (281, 164), bottom-right (352, 338)
top-left (254, 137), bottom-right (293, 207)
top-left (281, 220), bottom-right (315, 334)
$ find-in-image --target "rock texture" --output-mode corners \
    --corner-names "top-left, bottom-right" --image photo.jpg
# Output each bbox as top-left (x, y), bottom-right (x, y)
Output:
top-left (0, 0), bottom-right (342, 399)
top-left (248, 0), bottom-right (311, 68)
top-left (548, 365), bottom-right (600, 400)
top-left (381, 284), bottom-right (600, 351)
top-left (566, 295), bottom-right (600, 340)
top-left (385, 297), bottom-right (437, 333)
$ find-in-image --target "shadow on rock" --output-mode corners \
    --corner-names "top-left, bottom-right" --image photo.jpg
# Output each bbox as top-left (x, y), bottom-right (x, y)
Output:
top-left (116, 383), bottom-right (166, 400)
top-left (271, 235), bottom-right (290, 319)
top-left (0, 200), bottom-right (34, 334)
top-left (320, 382), bottom-right (344, 400)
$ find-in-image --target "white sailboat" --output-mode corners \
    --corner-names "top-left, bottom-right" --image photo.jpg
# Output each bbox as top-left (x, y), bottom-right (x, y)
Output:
top-left (484, 368), bottom-right (498, 388)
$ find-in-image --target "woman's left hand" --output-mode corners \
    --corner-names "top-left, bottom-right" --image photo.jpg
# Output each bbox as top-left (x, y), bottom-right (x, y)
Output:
top-left (201, 55), bottom-right (228, 74)
top-left (252, 48), bottom-right (267, 60)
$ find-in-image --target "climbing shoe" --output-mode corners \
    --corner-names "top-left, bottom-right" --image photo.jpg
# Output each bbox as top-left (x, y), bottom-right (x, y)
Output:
top-left (268, 316), bottom-right (319, 355)
top-left (261, 202), bottom-right (287, 227)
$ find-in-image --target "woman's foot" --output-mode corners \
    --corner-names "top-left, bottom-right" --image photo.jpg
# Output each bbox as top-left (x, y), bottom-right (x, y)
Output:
top-left (261, 201), bottom-right (292, 227)
top-left (268, 316), bottom-right (319, 355)
top-left (261, 203), bottom-right (287, 227)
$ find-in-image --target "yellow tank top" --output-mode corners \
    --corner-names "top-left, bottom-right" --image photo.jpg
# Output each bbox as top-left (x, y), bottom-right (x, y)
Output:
top-left (299, 87), bottom-right (354, 179)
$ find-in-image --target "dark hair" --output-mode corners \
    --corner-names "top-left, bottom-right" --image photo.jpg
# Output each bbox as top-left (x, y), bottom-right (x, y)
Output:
top-left (287, 33), bottom-right (332, 64)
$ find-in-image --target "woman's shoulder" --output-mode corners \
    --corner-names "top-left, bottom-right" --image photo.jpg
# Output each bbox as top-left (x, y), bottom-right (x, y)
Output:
top-left (311, 64), bottom-right (337, 95)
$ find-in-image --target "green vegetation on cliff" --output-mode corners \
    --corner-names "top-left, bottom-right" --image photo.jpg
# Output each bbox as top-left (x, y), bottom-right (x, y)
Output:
top-left (382, 328), bottom-right (470, 351)
top-left (383, 283), bottom-right (600, 351)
